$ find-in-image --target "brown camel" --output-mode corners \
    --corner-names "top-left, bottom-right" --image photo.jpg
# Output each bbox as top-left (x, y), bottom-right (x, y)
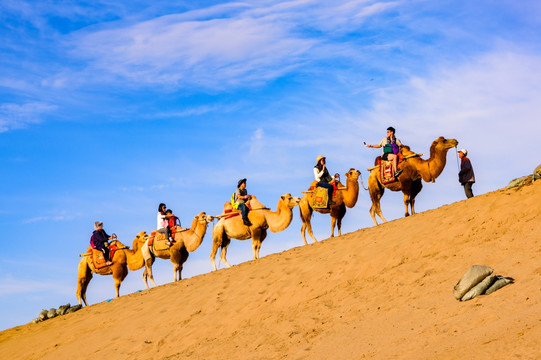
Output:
top-left (210, 193), bottom-right (300, 270)
top-left (140, 212), bottom-right (214, 288)
top-left (76, 232), bottom-right (148, 306)
top-left (298, 168), bottom-right (361, 244)
top-left (368, 136), bottom-right (459, 225)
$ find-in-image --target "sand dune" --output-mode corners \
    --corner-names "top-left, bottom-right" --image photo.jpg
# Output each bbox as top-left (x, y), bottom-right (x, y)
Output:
top-left (1, 181), bottom-right (540, 360)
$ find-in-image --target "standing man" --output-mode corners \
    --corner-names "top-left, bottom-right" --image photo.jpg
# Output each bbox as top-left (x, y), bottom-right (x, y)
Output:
top-left (458, 149), bottom-right (475, 198)
top-left (235, 178), bottom-right (252, 226)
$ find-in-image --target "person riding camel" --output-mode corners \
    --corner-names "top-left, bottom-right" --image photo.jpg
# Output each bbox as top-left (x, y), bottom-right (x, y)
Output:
top-left (366, 126), bottom-right (404, 178)
top-left (157, 203), bottom-right (174, 245)
top-left (314, 155), bottom-right (336, 206)
top-left (91, 221), bottom-right (116, 266)
top-left (234, 178), bottom-right (252, 226)
top-left (165, 209), bottom-right (185, 239)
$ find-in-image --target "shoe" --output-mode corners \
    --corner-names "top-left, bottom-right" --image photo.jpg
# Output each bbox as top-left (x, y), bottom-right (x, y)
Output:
top-left (106, 261), bottom-right (113, 266)
top-left (243, 219), bottom-right (252, 226)
top-left (328, 201), bottom-right (336, 205)
top-left (394, 169), bottom-right (403, 177)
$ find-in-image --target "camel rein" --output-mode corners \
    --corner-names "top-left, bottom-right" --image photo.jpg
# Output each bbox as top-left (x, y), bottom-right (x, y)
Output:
top-left (213, 207), bottom-right (269, 219)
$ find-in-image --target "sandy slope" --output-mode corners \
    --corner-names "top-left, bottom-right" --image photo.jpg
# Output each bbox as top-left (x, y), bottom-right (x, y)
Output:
top-left (1, 181), bottom-right (540, 360)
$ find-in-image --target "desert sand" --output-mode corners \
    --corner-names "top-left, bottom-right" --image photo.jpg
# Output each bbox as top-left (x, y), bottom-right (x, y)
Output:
top-left (1, 181), bottom-right (540, 359)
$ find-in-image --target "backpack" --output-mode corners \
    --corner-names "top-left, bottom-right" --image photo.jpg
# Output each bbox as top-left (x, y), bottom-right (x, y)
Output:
top-left (90, 233), bottom-right (96, 249)
top-left (230, 193), bottom-right (239, 210)
top-left (383, 144), bottom-right (394, 154)
top-left (168, 216), bottom-right (180, 228)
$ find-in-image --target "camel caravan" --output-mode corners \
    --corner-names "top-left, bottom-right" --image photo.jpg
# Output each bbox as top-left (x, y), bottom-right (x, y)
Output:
top-left (77, 129), bottom-right (459, 305)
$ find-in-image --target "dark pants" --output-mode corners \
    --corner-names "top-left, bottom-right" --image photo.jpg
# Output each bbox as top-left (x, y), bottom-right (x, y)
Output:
top-left (317, 181), bottom-right (334, 200)
top-left (158, 227), bottom-right (171, 239)
top-left (97, 246), bottom-right (110, 261)
top-left (238, 203), bottom-right (249, 220)
top-left (463, 182), bottom-right (474, 199)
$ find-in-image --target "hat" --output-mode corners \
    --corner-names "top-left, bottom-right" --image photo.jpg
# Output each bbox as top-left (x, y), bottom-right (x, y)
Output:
top-left (94, 221), bottom-right (103, 230)
top-left (237, 178), bottom-right (247, 188)
top-left (316, 155), bottom-right (325, 163)
top-left (458, 149), bottom-right (468, 156)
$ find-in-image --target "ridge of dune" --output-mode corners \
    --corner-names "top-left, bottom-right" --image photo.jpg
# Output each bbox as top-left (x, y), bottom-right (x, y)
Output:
top-left (1, 182), bottom-right (540, 360)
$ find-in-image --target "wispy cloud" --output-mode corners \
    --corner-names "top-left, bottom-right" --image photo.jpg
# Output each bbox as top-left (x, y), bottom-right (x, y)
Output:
top-left (0, 277), bottom-right (73, 297)
top-left (0, 102), bottom-right (57, 132)
top-left (22, 210), bottom-right (74, 224)
top-left (67, 1), bottom-right (400, 89)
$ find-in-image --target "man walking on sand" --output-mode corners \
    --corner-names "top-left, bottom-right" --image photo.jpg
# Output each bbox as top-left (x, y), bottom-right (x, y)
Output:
top-left (458, 149), bottom-right (475, 199)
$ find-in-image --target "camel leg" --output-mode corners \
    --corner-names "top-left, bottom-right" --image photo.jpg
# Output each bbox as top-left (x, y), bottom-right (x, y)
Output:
top-left (141, 243), bottom-right (157, 289)
top-left (403, 193), bottom-right (411, 217)
top-left (177, 248), bottom-right (189, 281)
top-left (330, 216), bottom-right (336, 237)
top-left (142, 257), bottom-right (157, 289)
top-left (210, 235), bottom-right (221, 271)
top-left (410, 179), bottom-right (423, 215)
top-left (251, 228), bottom-right (262, 260)
top-left (111, 266), bottom-right (125, 299)
top-left (76, 259), bottom-right (92, 306)
top-left (369, 176), bottom-right (387, 225)
top-left (299, 201), bottom-right (318, 244)
top-left (219, 238), bottom-right (232, 268)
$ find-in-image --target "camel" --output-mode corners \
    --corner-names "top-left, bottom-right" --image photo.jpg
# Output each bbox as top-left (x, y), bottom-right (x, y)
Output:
top-left (210, 193), bottom-right (300, 270)
top-left (76, 232), bottom-right (148, 306)
top-left (368, 136), bottom-right (459, 225)
top-left (140, 212), bottom-right (214, 288)
top-left (298, 168), bottom-right (361, 244)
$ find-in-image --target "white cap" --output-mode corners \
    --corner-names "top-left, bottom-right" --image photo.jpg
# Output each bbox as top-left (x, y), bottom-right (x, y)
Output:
top-left (458, 149), bottom-right (468, 156)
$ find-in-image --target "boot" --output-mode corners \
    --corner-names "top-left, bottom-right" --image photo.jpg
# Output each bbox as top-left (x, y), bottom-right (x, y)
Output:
top-left (243, 218), bottom-right (252, 226)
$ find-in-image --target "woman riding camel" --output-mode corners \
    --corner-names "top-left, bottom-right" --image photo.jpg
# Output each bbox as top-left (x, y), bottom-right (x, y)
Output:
top-left (314, 155), bottom-right (336, 205)
top-left (366, 126), bottom-right (404, 177)
top-left (91, 221), bottom-right (116, 266)
top-left (157, 203), bottom-right (174, 245)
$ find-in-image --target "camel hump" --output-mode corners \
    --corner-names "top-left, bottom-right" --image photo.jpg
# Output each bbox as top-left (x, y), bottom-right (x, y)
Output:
top-left (223, 202), bottom-right (233, 211)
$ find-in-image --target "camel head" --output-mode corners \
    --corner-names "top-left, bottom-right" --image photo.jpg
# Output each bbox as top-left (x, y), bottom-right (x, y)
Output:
top-left (432, 136), bottom-right (459, 151)
top-left (280, 193), bottom-right (301, 209)
top-left (195, 212), bottom-right (214, 224)
top-left (344, 168), bottom-right (361, 181)
top-left (134, 231), bottom-right (148, 242)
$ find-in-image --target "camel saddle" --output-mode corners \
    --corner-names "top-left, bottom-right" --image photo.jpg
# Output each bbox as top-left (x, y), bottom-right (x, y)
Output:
top-left (148, 230), bottom-right (170, 251)
top-left (308, 181), bottom-right (338, 209)
top-left (378, 153), bottom-right (407, 185)
top-left (89, 243), bottom-right (119, 270)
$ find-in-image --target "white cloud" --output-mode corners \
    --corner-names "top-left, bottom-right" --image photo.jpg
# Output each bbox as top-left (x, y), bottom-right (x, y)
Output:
top-left (0, 102), bottom-right (57, 132)
top-left (68, 1), bottom-right (399, 88)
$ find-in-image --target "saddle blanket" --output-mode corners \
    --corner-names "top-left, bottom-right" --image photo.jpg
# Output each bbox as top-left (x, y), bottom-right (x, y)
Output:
top-left (149, 231), bottom-right (170, 250)
top-left (90, 244), bottom-right (119, 269)
top-left (312, 186), bottom-right (329, 209)
top-left (380, 159), bottom-right (397, 185)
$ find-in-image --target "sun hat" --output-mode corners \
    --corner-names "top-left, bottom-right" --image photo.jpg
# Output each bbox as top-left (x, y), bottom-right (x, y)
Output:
top-left (459, 149), bottom-right (468, 156)
top-left (316, 155), bottom-right (326, 163)
top-left (94, 221), bottom-right (103, 230)
top-left (237, 178), bottom-right (247, 188)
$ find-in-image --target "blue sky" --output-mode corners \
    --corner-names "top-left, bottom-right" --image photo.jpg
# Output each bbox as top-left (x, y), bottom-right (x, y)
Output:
top-left (1, 0), bottom-right (540, 330)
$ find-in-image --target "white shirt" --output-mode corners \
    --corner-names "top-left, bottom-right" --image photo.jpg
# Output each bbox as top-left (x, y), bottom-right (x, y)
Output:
top-left (157, 212), bottom-right (167, 230)
top-left (314, 167), bottom-right (326, 182)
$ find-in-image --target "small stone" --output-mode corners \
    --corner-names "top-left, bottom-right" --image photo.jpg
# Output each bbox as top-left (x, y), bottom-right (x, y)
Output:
top-left (47, 308), bottom-right (58, 319)
top-left (57, 303), bottom-right (70, 315)
top-left (39, 309), bottom-right (48, 321)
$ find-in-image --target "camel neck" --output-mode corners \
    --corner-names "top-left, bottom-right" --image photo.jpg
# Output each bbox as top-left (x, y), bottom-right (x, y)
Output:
top-left (265, 200), bottom-right (294, 233)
